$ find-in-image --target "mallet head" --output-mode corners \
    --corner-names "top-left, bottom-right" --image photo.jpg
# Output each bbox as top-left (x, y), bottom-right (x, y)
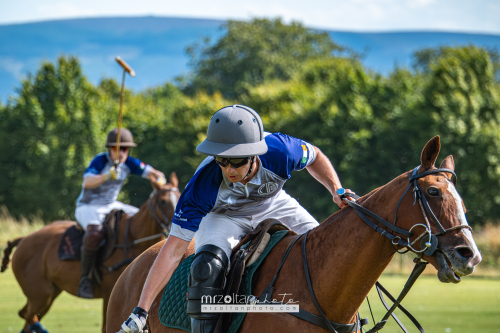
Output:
top-left (115, 56), bottom-right (136, 77)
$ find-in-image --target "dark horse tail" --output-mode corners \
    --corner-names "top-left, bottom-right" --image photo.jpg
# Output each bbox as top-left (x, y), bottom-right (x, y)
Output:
top-left (1, 237), bottom-right (24, 272)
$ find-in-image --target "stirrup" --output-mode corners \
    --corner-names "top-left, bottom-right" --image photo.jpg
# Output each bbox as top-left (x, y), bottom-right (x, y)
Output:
top-left (77, 277), bottom-right (94, 299)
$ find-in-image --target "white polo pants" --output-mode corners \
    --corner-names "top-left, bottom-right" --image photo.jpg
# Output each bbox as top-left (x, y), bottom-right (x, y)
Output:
top-left (75, 201), bottom-right (139, 229)
top-left (171, 191), bottom-right (319, 261)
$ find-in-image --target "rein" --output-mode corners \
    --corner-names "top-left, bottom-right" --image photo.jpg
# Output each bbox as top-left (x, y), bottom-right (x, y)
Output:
top-left (107, 187), bottom-right (179, 272)
top-left (260, 166), bottom-right (472, 333)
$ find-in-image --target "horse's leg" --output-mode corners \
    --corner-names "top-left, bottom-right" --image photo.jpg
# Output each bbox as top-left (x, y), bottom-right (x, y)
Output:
top-left (102, 293), bottom-right (110, 333)
top-left (18, 287), bottom-right (61, 333)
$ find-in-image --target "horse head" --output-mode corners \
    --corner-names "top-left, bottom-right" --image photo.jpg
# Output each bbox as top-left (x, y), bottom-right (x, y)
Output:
top-left (148, 172), bottom-right (181, 233)
top-left (400, 136), bottom-right (481, 283)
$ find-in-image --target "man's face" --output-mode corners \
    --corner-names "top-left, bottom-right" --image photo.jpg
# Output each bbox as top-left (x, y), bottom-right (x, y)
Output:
top-left (109, 147), bottom-right (129, 163)
top-left (217, 158), bottom-right (252, 183)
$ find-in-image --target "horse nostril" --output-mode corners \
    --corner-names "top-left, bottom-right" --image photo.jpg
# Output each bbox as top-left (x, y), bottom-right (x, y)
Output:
top-left (455, 247), bottom-right (473, 260)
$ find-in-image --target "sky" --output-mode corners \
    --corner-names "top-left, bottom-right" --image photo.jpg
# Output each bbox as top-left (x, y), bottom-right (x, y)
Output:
top-left (1, 0), bottom-right (500, 34)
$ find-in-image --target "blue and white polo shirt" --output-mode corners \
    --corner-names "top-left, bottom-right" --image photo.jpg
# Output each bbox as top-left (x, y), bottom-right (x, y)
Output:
top-left (76, 152), bottom-right (152, 206)
top-left (171, 132), bottom-right (316, 238)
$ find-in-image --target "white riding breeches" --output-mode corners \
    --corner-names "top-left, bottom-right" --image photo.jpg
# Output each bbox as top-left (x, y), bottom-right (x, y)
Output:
top-left (75, 201), bottom-right (139, 229)
top-left (170, 191), bottom-right (319, 261)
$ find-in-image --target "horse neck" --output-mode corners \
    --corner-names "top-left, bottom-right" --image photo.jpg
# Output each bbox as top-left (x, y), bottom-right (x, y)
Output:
top-left (305, 172), bottom-right (412, 323)
top-left (125, 199), bottom-right (161, 250)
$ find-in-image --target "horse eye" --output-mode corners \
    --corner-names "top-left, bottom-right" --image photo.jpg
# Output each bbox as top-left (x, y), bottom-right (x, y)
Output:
top-left (427, 188), bottom-right (440, 196)
top-left (160, 200), bottom-right (167, 206)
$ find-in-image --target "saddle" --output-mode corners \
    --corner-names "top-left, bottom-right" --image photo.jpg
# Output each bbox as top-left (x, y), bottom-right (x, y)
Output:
top-left (217, 218), bottom-right (292, 333)
top-left (58, 209), bottom-right (121, 264)
top-left (158, 218), bottom-right (292, 333)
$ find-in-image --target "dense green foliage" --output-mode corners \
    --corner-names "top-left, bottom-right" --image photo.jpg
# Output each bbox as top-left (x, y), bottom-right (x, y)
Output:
top-left (1, 19), bottom-right (499, 225)
top-left (184, 18), bottom-right (343, 98)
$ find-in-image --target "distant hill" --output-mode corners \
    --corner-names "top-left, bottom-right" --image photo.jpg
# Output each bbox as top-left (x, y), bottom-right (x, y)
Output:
top-left (1, 16), bottom-right (500, 101)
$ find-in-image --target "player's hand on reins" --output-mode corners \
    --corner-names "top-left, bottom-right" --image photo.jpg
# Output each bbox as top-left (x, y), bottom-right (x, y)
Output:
top-left (334, 188), bottom-right (356, 208)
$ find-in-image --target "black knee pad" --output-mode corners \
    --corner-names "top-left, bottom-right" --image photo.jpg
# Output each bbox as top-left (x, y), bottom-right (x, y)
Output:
top-left (187, 245), bottom-right (229, 319)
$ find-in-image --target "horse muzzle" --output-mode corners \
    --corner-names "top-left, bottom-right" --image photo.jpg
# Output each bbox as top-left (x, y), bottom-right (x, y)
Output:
top-left (434, 245), bottom-right (482, 283)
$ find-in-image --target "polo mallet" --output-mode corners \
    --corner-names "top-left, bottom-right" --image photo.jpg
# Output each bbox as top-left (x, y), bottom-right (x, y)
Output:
top-left (114, 56), bottom-right (136, 166)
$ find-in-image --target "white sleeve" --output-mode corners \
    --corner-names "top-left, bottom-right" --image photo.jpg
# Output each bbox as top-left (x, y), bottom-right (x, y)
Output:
top-left (304, 142), bottom-right (317, 167)
top-left (169, 223), bottom-right (196, 242)
top-left (141, 164), bottom-right (153, 179)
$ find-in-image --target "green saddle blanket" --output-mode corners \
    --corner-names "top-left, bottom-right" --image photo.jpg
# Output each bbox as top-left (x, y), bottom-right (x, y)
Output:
top-left (158, 230), bottom-right (288, 333)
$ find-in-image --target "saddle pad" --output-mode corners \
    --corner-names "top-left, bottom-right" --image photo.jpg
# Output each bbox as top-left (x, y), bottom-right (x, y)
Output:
top-left (158, 230), bottom-right (289, 332)
top-left (58, 225), bottom-right (85, 260)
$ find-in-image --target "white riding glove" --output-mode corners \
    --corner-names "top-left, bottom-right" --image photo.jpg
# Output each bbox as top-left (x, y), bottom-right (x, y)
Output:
top-left (117, 307), bottom-right (148, 333)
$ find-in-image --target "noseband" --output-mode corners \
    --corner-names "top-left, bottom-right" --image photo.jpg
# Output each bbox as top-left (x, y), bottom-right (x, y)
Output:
top-left (148, 187), bottom-right (180, 236)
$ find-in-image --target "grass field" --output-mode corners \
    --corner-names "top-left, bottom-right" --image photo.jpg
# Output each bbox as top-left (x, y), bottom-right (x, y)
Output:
top-left (1, 267), bottom-right (499, 333)
top-left (1, 211), bottom-right (499, 333)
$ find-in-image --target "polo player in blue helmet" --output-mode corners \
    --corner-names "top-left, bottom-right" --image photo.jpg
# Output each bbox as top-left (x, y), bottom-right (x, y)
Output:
top-left (75, 128), bottom-right (165, 299)
top-left (118, 105), bottom-right (353, 333)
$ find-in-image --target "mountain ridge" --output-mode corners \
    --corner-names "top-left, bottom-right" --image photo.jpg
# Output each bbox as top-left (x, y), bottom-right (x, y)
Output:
top-left (1, 16), bottom-right (499, 101)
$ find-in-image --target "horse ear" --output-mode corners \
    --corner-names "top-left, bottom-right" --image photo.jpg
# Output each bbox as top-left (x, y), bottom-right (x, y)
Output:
top-left (169, 172), bottom-right (179, 187)
top-left (420, 136), bottom-right (440, 170)
top-left (440, 155), bottom-right (455, 172)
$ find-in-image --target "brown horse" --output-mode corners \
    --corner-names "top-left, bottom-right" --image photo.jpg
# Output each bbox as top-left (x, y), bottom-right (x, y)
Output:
top-left (106, 137), bottom-right (482, 333)
top-left (1, 172), bottom-right (181, 333)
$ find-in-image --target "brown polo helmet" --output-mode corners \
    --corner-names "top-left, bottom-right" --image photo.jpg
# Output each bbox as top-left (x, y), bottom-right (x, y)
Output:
top-left (105, 128), bottom-right (137, 147)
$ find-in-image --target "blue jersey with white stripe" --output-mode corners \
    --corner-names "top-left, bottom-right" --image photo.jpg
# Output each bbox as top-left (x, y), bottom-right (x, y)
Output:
top-left (76, 152), bottom-right (152, 206)
top-left (172, 132), bottom-right (316, 232)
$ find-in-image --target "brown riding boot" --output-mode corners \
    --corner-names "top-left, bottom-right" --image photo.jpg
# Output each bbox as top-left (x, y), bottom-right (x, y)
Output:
top-left (78, 224), bottom-right (104, 299)
top-left (78, 246), bottom-right (98, 299)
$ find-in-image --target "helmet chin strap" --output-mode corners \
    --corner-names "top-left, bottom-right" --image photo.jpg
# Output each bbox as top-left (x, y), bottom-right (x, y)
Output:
top-left (242, 157), bottom-right (256, 181)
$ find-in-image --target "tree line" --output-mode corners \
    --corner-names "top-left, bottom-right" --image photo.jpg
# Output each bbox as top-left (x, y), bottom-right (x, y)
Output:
top-left (1, 18), bottom-right (499, 225)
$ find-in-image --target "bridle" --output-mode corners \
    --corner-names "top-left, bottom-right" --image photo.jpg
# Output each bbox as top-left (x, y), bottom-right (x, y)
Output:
top-left (260, 166), bottom-right (473, 333)
top-left (107, 186), bottom-right (180, 273)
top-left (345, 166), bottom-right (472, 256)
top-left (148, 187), bottom-right (180, 237)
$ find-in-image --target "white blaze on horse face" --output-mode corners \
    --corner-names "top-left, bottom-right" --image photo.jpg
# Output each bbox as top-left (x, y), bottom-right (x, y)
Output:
top-left (170, 191), bottom-right (178, 211)
top-left (446, 182), bottom-right (481, 257)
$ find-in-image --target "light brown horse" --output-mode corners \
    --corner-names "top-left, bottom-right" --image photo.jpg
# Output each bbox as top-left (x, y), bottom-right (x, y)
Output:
top-left (106, 137), bottom-right (482, 333)
top-left (1, 172), bottom-right (181, 333)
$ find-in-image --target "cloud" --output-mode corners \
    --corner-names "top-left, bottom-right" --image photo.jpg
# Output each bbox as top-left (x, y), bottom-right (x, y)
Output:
top-left (1, 0), bottom-right (499, 34)
top-left (0, 57), bottom-right (25, 80)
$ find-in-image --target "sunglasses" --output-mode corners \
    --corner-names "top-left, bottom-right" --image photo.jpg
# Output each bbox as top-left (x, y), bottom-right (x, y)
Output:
top-left (214, 156), bottom-right (251, 169)
top-left (111, 147), bottom-right (129, 152)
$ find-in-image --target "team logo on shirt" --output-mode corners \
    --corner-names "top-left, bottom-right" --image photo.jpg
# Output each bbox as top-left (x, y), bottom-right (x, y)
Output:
top-left (258, 182), bottom-right (279, 195)
top-left (140, 162), bottom-right (145, 170)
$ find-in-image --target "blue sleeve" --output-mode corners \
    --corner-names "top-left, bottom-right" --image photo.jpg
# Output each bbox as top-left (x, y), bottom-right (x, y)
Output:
top-left (125, 156), bottom-right (147, 176)
top-left (260, 133), bottom-right (312, 179)
top-left (83, 153), bottom-right (107, 176)
top-left (172, 157), bottom-right (223, 232)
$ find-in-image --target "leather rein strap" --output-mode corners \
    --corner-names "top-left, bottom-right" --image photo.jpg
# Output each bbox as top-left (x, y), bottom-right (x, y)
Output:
top-left (259, 232), bottom-right (367, 332)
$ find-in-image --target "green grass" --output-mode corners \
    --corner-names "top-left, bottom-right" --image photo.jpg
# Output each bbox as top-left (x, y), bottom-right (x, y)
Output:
top-left (1, 268), bottom-right (499, 333)
top-left (0, 269), bottom-right (102, 333)
top-left (359, 274), bottom-right (500, 333)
